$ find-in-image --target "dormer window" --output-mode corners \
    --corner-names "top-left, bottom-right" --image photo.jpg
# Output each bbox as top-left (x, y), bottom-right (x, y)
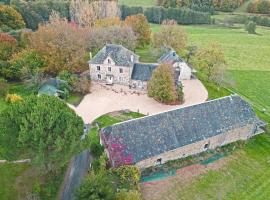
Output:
top-left (108, 59), bottom-right (111, 64)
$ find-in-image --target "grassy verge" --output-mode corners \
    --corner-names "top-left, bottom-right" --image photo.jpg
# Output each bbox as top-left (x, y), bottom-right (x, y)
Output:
top-left (66, 93), bottom-right (84, 106)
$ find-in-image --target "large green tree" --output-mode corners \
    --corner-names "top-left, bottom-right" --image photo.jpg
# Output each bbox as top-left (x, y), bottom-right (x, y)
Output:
top-left (0, 95), bottom-right (84, 171)
top-left (0, 4), bottom-right (25, 31)
top-left (148, 64), bottom-right (178, 104)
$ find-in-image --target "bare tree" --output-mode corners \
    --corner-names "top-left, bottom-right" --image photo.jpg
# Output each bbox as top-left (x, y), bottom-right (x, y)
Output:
top-left (70, 0), bottom-right (120, 27)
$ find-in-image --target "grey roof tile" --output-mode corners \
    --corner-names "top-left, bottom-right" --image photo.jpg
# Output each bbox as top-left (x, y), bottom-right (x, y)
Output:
top-left (158, 50), bottom-right (183, 64)
top-left (101, 95), bottom-right (260, 165)
top-left (89, 44), bottom-right (139, 66)
top-left (131, 63), bottom-right (158, 81)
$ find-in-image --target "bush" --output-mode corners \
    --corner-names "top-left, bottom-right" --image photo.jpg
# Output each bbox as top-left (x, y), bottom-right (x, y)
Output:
top-left (114, 165), bottom-right (141, 190)
top-left (245, 20), bottom-right (256, 34)
top-left (5, 93), bottom-right (22, 103)
top-left (75, 171), bottom-right (116, 200)
top-left (116, 189), bottom-right (142, 200)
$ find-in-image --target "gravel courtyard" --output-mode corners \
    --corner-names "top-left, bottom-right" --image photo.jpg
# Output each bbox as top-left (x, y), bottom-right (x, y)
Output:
top-left (70, 79), bottom-right (208, 123)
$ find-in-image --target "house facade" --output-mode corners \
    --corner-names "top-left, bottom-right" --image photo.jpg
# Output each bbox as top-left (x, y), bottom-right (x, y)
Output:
top-left (100, 95), bottom-right (266, 169)
top-left (89, 44), bottom-right (194, 90)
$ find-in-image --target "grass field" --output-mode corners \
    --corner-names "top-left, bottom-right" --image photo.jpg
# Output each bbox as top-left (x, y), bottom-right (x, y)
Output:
top-left (118, 0), bottom-right (156, 7)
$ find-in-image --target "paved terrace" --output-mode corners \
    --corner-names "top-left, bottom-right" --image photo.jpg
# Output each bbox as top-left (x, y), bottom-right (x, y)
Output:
top-left (69, 79), bottom-right (208, 123)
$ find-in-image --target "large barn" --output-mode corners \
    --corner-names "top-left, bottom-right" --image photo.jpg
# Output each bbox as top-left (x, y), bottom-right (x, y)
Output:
top-left (100, 95), bottom-right (266, 168)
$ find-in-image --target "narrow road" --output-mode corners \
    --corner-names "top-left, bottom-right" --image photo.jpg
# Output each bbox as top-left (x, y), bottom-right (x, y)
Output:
top-left (60, 150), bottom-right (92, 200)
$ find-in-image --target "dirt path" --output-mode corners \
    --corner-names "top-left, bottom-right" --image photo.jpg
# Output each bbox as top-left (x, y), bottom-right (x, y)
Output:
top-left (70, 79), bottom-right (208, 123)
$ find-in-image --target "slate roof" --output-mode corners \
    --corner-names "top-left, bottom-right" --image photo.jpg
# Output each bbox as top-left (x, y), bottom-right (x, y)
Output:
top-left (101, 95), bottom-right (262, 164)
top-left (158, 50), bottom-right (183, 65)
top-left (88, 44), bottom-right (139, 66)
top-left (131, 63), bottom-right (158, 81)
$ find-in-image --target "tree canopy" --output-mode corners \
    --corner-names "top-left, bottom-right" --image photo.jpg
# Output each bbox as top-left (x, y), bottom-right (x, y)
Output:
top-left (148, 64), bottom-right (178, 104)
top-left (153, 25), bottom-right (187, 53)
top-left (0, 95), bottom-right (84, 171)
top-left (0, 4), bottom-right (25, 31)
top-left (125, 14), bottom-right (151, 47)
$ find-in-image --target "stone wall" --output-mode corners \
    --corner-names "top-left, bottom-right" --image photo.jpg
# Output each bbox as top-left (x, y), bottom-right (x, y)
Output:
top-left (89, 63), bottom-right (132, 86)
top-left (135, 124), bottom-right (255, 169)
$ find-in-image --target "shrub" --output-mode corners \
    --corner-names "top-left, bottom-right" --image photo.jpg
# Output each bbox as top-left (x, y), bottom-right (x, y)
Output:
top-left (75, 171), bottom-right (116, 200)
top-left (116, 189), bottom-right (142, 200)
top-left (245, 20), bottom-right (256, 34)
top-left (114, 165), bottom-right (141, 190)
top-left (5, 93), bottom-right (22, 103)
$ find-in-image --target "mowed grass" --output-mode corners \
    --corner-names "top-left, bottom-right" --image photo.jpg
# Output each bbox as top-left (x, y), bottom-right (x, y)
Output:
top-left (118, 0), bottom-right (156, 7)
top-left (166, 134), bottom-right (270, 200)
top-left (0, 163), bottom-right (31, 200)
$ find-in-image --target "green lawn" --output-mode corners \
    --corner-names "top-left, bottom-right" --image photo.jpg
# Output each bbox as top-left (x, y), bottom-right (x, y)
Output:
top-left (0, 163), bottom-right (31, 200)
top-left (118, 0), bottom-right (156, 7)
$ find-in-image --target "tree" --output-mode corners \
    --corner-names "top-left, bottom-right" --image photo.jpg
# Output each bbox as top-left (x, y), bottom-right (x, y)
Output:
top-left (125, 14), bottom-right (151, 47)
top-left (0, 33), bottom-right (17, 61)
top-left (193, 42), bottom-right (227, 85)
top-left (94, 16), bottom-right (122, 27)
top-left (0, 95), bottom-right (84, 171)
top-left (70, 0), bottom-right (120, 27)
top-left (29, 12), bottom-right (89, 75)
top-left (9, 49), bottom-right (46, 80)
top-left (88, 25), bottom-right (137, 51)
top-left (75, 171), bottom-right (116, 200)
top-left (245, 20), bottom-right (256, 34)
top-left (153, 25), bottom-right (187, 53)
top-left (148, 64), bottom-right (178, 104)
top-left (0, 4), bottom-right (25, 31)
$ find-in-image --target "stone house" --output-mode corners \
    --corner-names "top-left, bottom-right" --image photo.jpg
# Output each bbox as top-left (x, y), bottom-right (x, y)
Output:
top-left (89, 44), bottom-right (194, 90)
top-left (100, 95), bottom-right (266, 168)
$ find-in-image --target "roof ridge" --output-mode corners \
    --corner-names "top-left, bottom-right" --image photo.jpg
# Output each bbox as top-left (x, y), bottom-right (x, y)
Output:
top-left (105, 95), bottom-right (242, 128)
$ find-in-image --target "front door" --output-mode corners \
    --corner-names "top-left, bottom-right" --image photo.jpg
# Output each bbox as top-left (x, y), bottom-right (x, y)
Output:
top-left (106, 75), bottom-right (114, 85)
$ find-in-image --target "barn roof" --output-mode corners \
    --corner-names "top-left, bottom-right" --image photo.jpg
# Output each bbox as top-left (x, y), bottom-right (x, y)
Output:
top-left (101, 95), bottom-right (261, 164)
top-left (131, 63), bottom-right (158, 81)
top-left (88, 44), bottom-right (139, 66)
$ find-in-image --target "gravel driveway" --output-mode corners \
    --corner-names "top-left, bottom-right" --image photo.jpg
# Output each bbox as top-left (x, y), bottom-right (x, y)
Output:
top-left (70, 79), bottom-right (208, 123)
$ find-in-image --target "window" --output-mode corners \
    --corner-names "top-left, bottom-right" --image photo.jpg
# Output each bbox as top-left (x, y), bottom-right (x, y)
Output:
top-left (108, 59), bottom-right (111, 64)
top-left (204, 143), bottom-right (209, 149)
top-left (108, 67), bottom-right (111, 72)
top-left (97, 66), bottom-right (100, 71)
top-left (97, 74), bottom-right (101, 79)
top-left (119, 68), bottom-right (123, 73)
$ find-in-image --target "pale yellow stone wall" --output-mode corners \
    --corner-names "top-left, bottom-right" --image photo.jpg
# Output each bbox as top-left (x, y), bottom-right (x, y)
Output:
top-left (135, 124), bottom-right (255, 169)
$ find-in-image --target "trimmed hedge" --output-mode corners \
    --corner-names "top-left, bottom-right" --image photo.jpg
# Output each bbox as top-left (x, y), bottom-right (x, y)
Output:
top-left (120, 5), bottom-right (211, 25)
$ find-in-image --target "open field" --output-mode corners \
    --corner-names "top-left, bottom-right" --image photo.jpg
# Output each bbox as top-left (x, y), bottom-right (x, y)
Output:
top-left (118, 0), bottom-right (156, 7)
